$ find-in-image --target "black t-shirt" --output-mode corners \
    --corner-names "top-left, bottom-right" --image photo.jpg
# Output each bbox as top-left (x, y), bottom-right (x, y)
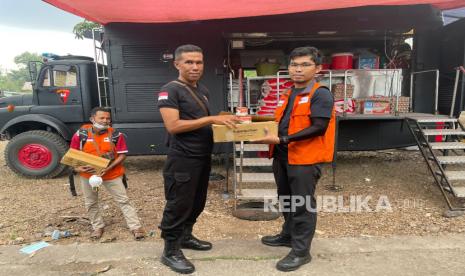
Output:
top-left (275, 86), bottom-right (334, 159)
top-left (157, 80), bottom-right (213, 157)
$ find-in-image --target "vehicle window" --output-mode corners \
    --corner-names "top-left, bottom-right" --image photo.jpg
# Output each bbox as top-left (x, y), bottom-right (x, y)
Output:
top-left (42, 68), bottom-right (51, 87)
top-left (53, 66), bottom-right (77, 87)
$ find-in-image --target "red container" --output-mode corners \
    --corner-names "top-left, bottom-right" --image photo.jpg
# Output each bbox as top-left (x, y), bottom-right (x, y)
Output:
top-left (264, 101), bottom-right (278, 107)
top-left (331, 53), bottom-right (354, 70)
top-left (321, 63), bottom-right (331, 70)
top-left (263, 95), bottom-right (278, 101)
top-left (259, 106), bottom-right (276, 111)
top-left (257, 110), bottom-right (275, 116)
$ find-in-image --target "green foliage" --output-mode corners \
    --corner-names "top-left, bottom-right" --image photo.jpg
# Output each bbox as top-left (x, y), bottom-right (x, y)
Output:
top-left (0, 52), bottom-right (42, 92)
top-left (14, 52), bottom-right (42, 68)
top-left (73, 20), bottom-right (101, 40)
top-left (0, 73), bottom-right (21, 91)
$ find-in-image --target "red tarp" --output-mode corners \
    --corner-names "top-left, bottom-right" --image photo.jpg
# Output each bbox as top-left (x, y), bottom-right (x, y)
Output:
top-left (44, 0), bottom-right (465, 24)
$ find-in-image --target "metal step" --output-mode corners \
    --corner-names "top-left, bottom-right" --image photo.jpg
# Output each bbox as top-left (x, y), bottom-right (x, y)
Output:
top-left (450, 185), bottom-right (465, 198)
top-left (422, 129), bottom-right (465, 136)
top-left (236, 188), bottom-right (277, 200)
top-left (235, 144), bottom-right (269, 152)
top-left (436, 156), bottom-right (465, 164)
top-left (415, 117), bottom-right (457, 123)
top-left (237, 173), bottom-right (275, 183)
top-left (442, 171), bottom-right (465, 181)
top-left (236, 158), bottom-right (272, 166)
top-left (430, 142), bottom-right (465, 150)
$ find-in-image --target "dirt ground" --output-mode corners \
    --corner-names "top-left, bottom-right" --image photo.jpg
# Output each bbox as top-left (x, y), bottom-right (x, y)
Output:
top-left (1, 140), bottom-right (465, 246)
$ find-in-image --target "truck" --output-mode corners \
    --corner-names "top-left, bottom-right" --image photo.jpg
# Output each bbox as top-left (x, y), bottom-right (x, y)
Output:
top-left (0, 3), bottom-right (464, 178)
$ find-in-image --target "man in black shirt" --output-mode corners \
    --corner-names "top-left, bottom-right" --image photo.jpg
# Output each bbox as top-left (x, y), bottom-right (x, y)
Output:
top-left (157, 44), bottom-right (238, 274)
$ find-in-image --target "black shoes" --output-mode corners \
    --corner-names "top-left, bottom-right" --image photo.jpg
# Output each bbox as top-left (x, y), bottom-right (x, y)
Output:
top-left (161, 240), bottom-right (195, 274)
top-left (262, 234), bottom-right (311, 271)
top-left (261, 233), bottom-right (292, 247)
top-left (276, 250), bottom-right (312, 272)
top-left (160, 234), bottom-right (211, 274)
top-left (181, 235), bottom-right (213, 251)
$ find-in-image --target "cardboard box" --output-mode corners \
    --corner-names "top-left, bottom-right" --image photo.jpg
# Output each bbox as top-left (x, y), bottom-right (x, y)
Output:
top-left (362, 100), bottom-right (391, 114)
top-left (332, 83), bottom-right (354, 99)
top-left (355, 56), bottom-right (380, 69)
top-left (212, 121), bottom-right (278, 142)
top-left (60, 148), bottom-right (110, 174)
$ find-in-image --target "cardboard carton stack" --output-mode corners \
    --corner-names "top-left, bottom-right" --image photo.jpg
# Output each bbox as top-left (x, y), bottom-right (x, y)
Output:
top-left (332, 83), bottom-right (354, 99)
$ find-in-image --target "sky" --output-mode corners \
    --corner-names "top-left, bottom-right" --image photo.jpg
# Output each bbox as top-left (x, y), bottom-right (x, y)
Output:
top-left (0, 0), bottom-right (94, 72)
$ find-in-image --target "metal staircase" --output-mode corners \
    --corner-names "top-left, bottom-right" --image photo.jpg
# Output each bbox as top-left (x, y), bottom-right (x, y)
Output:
top-left (406, 116), bottom-right (465, 211)
top-left (233, 142), bottom-right (276, 207)
top-left (405, 67), bottom-right (465, 212)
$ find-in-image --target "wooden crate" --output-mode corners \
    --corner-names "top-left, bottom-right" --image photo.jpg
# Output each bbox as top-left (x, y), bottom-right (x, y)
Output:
top-left (61, 148), bottom-right (110, 174)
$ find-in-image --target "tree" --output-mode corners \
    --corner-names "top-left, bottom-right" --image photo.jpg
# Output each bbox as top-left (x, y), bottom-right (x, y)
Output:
top-left (14, 52), bottom-right (42, 68)
top-left (0, 52), bottom-right (42, 92)
top-left (0, 74), bottom-right (20, 91)
top-left (73, 20), bottom-right (102, 40)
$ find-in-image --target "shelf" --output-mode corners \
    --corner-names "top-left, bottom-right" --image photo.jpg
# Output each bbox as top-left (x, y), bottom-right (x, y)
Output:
top-left (235, 144), bottom-right (269, 151)
top-left (246, 76), bottom-right (290, 81)
top-left (236, 158), bottom-right (273, 167)
top-left (244, 69), bottom-right (402, 81)
top-left (236, 188), bottom-right (277, 200)
top-left (237, 173), bottom-right (275, 183)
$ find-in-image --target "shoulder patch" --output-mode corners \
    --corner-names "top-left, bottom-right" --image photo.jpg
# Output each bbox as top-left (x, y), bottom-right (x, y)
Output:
top-left (158, 91), bottom-right (168, 100)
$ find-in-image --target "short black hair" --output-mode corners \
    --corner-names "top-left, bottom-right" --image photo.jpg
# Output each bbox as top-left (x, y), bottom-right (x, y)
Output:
top-left (91, 106), bottom-right (111, 117)
top-left (289, 47), bottom-right (323, 65)
top-left (174, 44), bottom-right (203, 60)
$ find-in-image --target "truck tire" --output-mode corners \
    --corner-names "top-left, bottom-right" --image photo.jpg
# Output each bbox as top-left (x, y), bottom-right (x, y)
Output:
top-left (5, 130), bottom-right (69, 178)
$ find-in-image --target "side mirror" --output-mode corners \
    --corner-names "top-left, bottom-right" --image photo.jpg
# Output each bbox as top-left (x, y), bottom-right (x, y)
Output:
top-left (28, 61), bottom-right (43, 86)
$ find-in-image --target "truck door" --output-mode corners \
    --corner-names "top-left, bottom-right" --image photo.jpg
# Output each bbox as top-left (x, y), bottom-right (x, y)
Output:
top-left (32, 64), bottom-right (85, 122)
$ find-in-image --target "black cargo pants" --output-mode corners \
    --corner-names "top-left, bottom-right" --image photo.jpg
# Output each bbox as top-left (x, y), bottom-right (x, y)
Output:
top-left (273, 155), bottom-right (321, 256)
top-left (159, 154), bottom-right (211, 241)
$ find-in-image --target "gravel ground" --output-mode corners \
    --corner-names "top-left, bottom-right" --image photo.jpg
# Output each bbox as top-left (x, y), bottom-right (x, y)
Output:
top-left (1, 140), bottom-right (465, 246)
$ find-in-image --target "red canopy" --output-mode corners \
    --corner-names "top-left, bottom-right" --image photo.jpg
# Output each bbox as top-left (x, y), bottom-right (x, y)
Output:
top-left (44, 0), bottom-right (465, 24)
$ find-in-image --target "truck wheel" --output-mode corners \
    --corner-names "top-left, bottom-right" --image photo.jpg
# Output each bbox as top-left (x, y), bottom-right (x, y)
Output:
top-left (5, 130), bottom-right (69, 178)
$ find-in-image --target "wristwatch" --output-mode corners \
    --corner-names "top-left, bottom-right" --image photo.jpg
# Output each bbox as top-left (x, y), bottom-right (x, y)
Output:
top-left (279, 136), bottom-right (289, 144)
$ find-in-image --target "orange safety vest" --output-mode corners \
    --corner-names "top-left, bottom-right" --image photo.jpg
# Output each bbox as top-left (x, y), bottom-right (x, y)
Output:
top-left (269, 81), bottom-right (336, 165)
top-left (79, 124), bottom-right (125, 180)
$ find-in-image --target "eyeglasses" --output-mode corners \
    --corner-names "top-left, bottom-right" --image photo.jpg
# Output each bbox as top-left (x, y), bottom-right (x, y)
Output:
top-left (289, 63), bottom-right (316, 68)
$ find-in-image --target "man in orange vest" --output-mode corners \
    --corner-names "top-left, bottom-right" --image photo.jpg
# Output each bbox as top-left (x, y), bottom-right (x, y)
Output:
top-left (255, 46), bottom-right (335, 272)
top-left (71, 107), bottom-right (145, 240)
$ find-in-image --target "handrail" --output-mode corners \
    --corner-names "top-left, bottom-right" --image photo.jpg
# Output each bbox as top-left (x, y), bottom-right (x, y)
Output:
top-left (229, 72), bottom-right (234, 112)
top-left (318, 70), bottom-right (333, 90)
top-left (92, 28), bottom-right (103, 107)
top-left (450, 66), bottom-right (465, 117)
top-left (92, 27), bottom-right (109, 107)
top-left (277, 70), bottom-right (289, 101)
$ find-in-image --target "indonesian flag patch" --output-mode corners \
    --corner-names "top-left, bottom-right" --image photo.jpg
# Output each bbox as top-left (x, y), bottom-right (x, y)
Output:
top-left (158, 91), bottom-right (168, 100)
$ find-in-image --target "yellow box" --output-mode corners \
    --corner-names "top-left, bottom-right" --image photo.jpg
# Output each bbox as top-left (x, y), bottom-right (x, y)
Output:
top-left (60, 148), bottom-right (110, 174)
top-left (212, 121), bottom-right (278, 142)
